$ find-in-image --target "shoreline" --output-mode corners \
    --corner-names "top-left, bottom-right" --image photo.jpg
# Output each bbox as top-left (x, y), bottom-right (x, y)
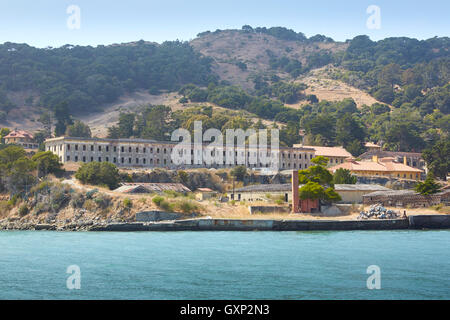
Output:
top-left (1, 215), bottom-right (449, 232)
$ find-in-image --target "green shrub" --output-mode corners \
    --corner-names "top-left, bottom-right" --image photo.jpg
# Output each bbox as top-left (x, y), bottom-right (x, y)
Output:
top-left (94, 193), bottom-right (112, 209)
top-left (163, 190), bottom-right (182, 198)
top-left (152, 196), bottom-right (165, 207)
top-left (18, 204), bottom-right (29, 216)
top-left (174, 200), bottom-right (200, 214)
top-left (75, 162), bottom-right (120, 190)
top-left (70, 193), bottom-right (85, 208)
top-left (122, 198), bottom-right (132, 209)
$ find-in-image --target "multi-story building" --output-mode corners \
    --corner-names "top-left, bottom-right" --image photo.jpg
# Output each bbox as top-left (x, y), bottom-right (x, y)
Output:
top-left (359, 150), bottom-right (426, 171)
top-left (329, 156), bottom-right (423, 181)
top-left (44, 137), bottom-right (316, 171)
top-left (4, 129), bottom-right (39, 149)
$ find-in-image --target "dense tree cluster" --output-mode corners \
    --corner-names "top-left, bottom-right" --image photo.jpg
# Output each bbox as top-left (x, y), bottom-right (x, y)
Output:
top-left (0, 41), bottom-right (215, 118)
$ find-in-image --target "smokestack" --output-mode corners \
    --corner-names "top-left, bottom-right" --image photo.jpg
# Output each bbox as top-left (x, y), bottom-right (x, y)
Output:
top-left (292, 170), bottom-right (299, 213)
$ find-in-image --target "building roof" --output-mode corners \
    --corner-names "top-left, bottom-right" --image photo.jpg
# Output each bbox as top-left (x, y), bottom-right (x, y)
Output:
top-left (115, 183), bottom-right (191, 193)
top-left (334, 184), bottom-right (390, 191)
top-left (363, 190), bottom-right (417, 197)
top-left (294, 145), bottom-right (352, 158)
top-left (235, 183), bottom-right (390, 193)
top-left (196, 188), bottom-right (215, 193)
top-left (329, 158), bottom-right (423, 173)
top-left (235, 184), bottom-right (292, 193)
top-left (45, 136), bottom-right (315, 151)
top-left (4, 130), bottom-right (34, 140)
top-left (359, 150), bottom-right (422, 159)
top-left (365, 142), bottom-right (381, 148)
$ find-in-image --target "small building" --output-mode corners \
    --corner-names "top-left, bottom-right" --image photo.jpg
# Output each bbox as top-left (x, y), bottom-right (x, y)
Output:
top-left (231, 183), bottom-right (389, 204)
top-left (363, 190), bottom-right (450, 208)
top-left (329, 156), bottom-right (423, 181)
top-left (231, 184), bottom-right (291, 202)
top-left (4, 130), bottom-right (39, 149)
top-left (195, 188), bottom-right (217, 201)
top-left (293, 145), bottom-right (352, 166)
top-left (334, 184), bottom-right (391, 203)
top-left (114, 183), bottom-right (191, 194)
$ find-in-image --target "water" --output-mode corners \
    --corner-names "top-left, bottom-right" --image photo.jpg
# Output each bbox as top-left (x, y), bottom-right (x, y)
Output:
top-left (0, 230), bottom-right (448, 300)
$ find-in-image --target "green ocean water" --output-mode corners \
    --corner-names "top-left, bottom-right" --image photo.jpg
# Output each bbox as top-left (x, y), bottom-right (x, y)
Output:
top-left (0, 230), bottom-right (448, 299)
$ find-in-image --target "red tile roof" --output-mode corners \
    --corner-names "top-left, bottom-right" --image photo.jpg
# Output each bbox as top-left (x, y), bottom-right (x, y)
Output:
top-left (329, 157), bottom-right (422, 173)
top-left (4, 130), bottom-right (34, 140)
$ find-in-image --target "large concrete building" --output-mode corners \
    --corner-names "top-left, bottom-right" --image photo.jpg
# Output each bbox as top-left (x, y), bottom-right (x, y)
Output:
top-left (44, 137), bottom-right (316, 171)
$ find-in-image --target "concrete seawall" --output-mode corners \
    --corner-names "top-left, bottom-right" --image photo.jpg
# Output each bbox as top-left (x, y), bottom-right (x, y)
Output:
top-left (409, 215), bottom-right (450, 229)
top-left (87, 216), bottom-right (450, 232)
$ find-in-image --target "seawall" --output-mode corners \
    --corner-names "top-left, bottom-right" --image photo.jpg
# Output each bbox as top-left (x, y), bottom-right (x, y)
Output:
top-left (87, 215), bottom-right (450, 232)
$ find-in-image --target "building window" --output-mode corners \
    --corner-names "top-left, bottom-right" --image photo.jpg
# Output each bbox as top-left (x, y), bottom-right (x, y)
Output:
top-left (106, 146), bottom-right (109, 152)
top-left (143, 148), bottom-right (146, 153)
top-left (98, 146), bottom-right (102, 152)
top-left (83, 156), bottom-right (86, 162)
top-left (67, 156), bottom-right (70, 161)
top-left (98, 157), bottom-right (102, 162)
top-left (121, 158), bottom-right (124, 164)
top-left (75, 156), bottom-right (78, 162)
top-left (91, 145), bottom-right (94, 151)
top-left (113, 146), bottom-right (117, 152)
top-left (129, 158), bottom-right (132, 164)
top-left (83, 145), bottom-right (86, 151)
top-left (113, 157), bottom-right (117, 163)
top-left (136, 147), bottom-right (139, 153)
top-left (121, 147), bottom-right (124, 152)
top-left (136, 158), bottom-right (139, 164)
top-left (129, 147), bottom-right (132, 153)
top-left (67, 145), bottom-right (71, 151)
top-left (106, 157), bottom-right (109, 162)
top-left (143, 158), bottom-right (146, 164)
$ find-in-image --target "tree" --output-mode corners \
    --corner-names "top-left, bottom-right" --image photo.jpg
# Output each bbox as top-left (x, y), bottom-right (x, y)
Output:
top-left (0, 128), bottom-right (10, 143)
top-left (422, 138), bottom-right (450, 180)
top-left (53, 102), bottom-right (73, 136)
top-left (0, 145), bottom-right (26, 165)
top-left (415, 173), bottom-right (441, 195)
top-left (65, 121), bottom-right (92, 138)
top-left (333, 168), bottom-right (357, 184)
top-left (230, 165), bottom-right (247, 182)
top-left (298, 156), bottom-right (333, 185)
top-left (31, 151), bottom-right (63, 177)
top-left (75, 162), bottom-right (120, 190)
top-left (298, 156), bottom-right (341, 202)
top-left (117, 113), bottom-right (135, 138)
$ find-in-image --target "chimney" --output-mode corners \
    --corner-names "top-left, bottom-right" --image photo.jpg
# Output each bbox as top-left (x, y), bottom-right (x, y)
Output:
top-left (403, 156), bottom-right (407, 166)
top-left (372, 155), bottom-right (378, 163)
top-left (292, 170), bottom-right (299, 213)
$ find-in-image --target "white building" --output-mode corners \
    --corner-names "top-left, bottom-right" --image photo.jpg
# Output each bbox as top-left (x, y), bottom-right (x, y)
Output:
top-left (45, 137), bottom-right (316, 171)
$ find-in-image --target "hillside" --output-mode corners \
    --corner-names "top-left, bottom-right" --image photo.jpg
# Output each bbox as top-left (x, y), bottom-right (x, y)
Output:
top-left (190, 29), bottom-right (347, 90)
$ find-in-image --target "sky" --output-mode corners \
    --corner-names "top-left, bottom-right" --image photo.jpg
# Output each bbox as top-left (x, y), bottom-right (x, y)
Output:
top-left (0, 0), bottom-right (448, 47)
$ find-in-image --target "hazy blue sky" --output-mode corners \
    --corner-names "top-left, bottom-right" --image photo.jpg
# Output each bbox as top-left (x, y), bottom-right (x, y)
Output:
top-left (0, 0), bottom-right (448, 47)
